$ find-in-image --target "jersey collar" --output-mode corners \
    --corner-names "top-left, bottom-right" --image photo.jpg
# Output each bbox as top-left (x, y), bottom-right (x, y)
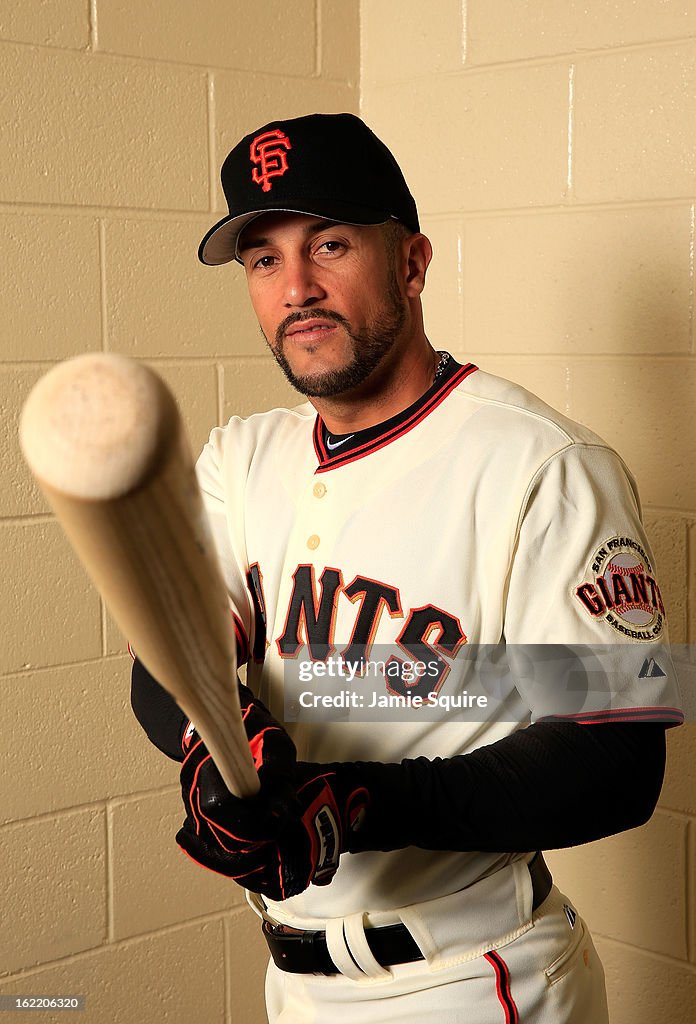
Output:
top-left (312, 354), bottom-right (477, 472)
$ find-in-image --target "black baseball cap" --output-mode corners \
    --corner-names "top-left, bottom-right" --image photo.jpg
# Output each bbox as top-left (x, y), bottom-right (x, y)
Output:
top-left (198, 112), bottom-right (420, 266)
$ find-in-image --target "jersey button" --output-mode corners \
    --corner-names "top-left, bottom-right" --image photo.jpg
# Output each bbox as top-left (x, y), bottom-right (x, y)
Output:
top-left (307, 534), bottom-right (320, 550)
top-left (313, 482), bottom-right (327, 498)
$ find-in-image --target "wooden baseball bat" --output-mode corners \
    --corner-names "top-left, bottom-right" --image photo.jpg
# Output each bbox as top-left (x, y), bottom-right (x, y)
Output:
top-left (19, 352), bottom-right (259, 798)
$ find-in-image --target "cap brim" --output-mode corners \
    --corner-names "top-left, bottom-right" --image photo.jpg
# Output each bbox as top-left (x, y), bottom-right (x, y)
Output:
top-left (198, 200), bottom-right (394, 266)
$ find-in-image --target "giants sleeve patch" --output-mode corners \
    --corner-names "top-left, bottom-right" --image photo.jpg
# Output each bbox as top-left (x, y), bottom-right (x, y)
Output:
top-left (574, 537), bottom-right (665, 642)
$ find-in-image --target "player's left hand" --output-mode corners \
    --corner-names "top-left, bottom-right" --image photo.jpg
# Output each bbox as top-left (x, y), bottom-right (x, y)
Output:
top-left (176, 745), bottom-right (370, 900)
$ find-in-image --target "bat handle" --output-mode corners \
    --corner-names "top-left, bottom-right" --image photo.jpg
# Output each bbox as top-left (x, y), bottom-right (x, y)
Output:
top-left (182, 687), bottom-right (260, 798)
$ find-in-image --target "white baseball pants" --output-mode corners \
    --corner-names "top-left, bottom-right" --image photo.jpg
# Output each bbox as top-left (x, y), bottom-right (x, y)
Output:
top-left (263, 884), bottom-right (608, 1023)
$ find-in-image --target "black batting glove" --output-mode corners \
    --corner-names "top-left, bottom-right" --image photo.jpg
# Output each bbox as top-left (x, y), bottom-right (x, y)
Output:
top-left (180, 681), bottom-right (296, 776)
top-left (177, 680), bottom-right (298, 844)
top-left (176, 747), bottom-right (370, 900)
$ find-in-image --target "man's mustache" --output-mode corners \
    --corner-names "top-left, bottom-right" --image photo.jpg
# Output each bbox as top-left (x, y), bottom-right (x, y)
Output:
top-left (275, 309), bottom-right (349, 347)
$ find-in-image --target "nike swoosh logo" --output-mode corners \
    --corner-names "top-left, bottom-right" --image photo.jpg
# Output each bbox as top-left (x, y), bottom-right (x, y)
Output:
top-left (326, 434), bottom-right (354, 450)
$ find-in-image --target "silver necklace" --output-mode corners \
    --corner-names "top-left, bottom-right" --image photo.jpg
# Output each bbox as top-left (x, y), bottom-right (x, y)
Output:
top-left (433, 350), bottom-right (450, 382)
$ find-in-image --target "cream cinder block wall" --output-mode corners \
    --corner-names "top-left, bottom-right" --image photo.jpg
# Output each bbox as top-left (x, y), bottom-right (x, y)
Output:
top-left (0, 3), bottom-right (358, 1022)
top-left (361, 2), bottom-right (696, 1022)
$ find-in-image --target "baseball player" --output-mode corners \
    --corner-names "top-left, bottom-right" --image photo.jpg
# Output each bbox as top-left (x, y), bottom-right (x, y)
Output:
top-left (131, 113), bottom-right (682, 1023)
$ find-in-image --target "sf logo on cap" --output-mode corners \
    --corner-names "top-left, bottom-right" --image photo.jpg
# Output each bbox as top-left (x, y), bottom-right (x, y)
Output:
top-left (250, 129), bottom-right (292, 192)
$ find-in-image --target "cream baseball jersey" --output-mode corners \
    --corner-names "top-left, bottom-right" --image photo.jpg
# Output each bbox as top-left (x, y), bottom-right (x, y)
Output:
top-left (195, 355), bottom-right (682, 924)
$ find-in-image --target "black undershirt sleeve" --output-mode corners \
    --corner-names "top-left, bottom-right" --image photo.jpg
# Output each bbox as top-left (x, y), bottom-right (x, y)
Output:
top-left (130, 657), bottom-right (188, 761)
top-left (130, 656), bottom-right (667, 852)
top-left (343, 718), bottom-right (666, 855)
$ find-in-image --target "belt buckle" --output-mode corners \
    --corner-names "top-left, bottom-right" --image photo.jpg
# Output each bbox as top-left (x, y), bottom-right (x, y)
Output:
top-left (264, 920), bottom-right (337, 976)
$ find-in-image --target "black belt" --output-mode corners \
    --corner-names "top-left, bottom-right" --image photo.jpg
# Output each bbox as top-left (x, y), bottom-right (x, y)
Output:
top-left (262, 852), bottom-right (553, 976)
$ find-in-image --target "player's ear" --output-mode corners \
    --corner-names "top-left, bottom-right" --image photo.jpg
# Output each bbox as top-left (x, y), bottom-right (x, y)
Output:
top-left (404, 233), bottom-right (432, 298)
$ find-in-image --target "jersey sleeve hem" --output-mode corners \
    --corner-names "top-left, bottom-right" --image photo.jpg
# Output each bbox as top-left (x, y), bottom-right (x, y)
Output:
top-left (232, 610), bottom-right (250, 665)
top-left (535, 706), bottom-right (683, 727)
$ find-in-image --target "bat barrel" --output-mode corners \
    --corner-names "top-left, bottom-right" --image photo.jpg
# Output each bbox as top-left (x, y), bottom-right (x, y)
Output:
top-left (20, 352), bottom-right (260, 799)
top-left (19, 353), bottom-right (179, 500)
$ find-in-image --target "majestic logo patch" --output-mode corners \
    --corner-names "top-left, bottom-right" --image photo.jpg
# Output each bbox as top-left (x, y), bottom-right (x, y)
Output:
top-left (250, 128), bottom-right (292, 192)
top-left (574, 537), bottom-right (665, 641)
top-left (563, 904), bottom-right (577, 929)
top-left (639, 657), bottom-right (666, 678)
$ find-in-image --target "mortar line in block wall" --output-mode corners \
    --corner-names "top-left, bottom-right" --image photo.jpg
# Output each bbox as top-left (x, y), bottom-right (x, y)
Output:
top-left (105, 801), bottom-right (114, 943)
top-left (688, 524), bottom-right (694, 647)
top-left (0, 790), bottom-right (179, 832)
top-left (207, 72), bottom-right (217, 213)
top-left (689, 204), bottom-right (695, 356)
top-left (364, 33), bottom-right (696, 81)
top-left (216, 363), bottom-right (224, 427)
top-left (98, 220), bottom-right (107, 350)
top-left (1, 196), bottom-right (694, 222)
top-left (314, 0), bottom-right (322, 76)
top-left (1, 355), bottom-right (277, 373)
top-left (88, 0), bottom-right (98, 51)
top-left (0, 513), bottom-right (56, 526)
top-left (593, 931), bottom-right (696, 971)
top-left (5, 30), bottom-right (694, 78)
top-left (657, 802), bottom-right (696, 820)
top-left (0, 36), bottom-right (354, 81)
top-left (223, 916), bottom-right (232, 1024)
top-left (652, 806), bottom-right (693, 825)
top-left (421, 197), bottom-right (696, 219)
top-left (100, 597), bottom-right (108, 658)
top-left (639, 506), bottom-right (696, 519)
top-left (0, 651), bottom-right (131, 682)
top-left (0, 911), bottom-right (238, 983)
top-left (566, 64), bottom-right (575, 198)
top-left (108, 785), bottom-right (181, 809)
top-left (562, 363), bottom-right (571, 417)
top-left (0, 202), bottom-right (218, 220)
top-left (686, 819), bottom-right (693, 963)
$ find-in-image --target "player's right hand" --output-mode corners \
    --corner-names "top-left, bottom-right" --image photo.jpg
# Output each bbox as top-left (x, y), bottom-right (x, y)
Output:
top-left (176, 685), bottom-right (300, 877)
top-left (181, 683), bottom-right (298, 804)
top-left (180, 682), bottom-right (296, 777)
